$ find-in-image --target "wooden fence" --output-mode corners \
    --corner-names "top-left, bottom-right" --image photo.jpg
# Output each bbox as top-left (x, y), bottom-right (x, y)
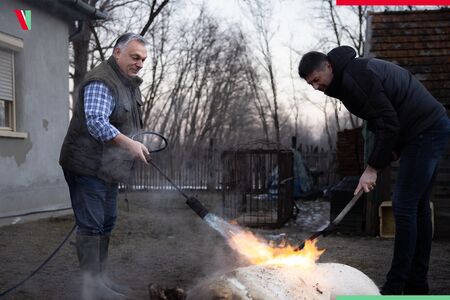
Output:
top-left (122, 144), bottom-right (338, 192)
top-left (124, 145), bottom-right (222, 191)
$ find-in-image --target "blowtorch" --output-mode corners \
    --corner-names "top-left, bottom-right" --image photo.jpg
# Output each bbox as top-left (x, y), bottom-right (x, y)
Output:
top-left (132, 131), bottom-right (210, 219)
top-left (147, 160), bottom-right (209, 219)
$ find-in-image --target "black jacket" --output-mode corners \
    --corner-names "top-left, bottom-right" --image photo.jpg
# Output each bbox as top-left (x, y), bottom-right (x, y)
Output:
top-left (325, 46), bottom-right (446, 169)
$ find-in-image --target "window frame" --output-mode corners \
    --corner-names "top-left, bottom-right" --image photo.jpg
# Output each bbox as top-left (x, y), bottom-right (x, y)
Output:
top-left (0, 49), bottom-right (15, 131)
top-left (0, 31), bottom-right (27, 139)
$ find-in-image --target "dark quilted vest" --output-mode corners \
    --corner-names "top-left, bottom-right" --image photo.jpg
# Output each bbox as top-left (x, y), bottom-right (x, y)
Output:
top-left (59, 56), bottom-right (143, 183)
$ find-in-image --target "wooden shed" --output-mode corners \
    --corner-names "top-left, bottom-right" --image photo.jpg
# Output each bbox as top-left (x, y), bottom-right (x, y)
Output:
top-left (365, 8), bottom-right (450, 238)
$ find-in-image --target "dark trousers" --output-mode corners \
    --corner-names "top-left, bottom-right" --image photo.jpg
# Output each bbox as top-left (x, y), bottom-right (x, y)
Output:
top-left (63, 168), bottom-right (119, 236)
top-left (384, 116), bottom-right (450, 294)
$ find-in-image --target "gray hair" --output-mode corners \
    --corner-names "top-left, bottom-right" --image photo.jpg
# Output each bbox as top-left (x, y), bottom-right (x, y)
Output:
top-left (114, 33), bottom-right (148, 50)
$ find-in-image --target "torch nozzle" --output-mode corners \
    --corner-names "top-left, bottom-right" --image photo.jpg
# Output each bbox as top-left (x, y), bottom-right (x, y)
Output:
top-left (186, 197), bottom-right (209, 219)
top-left (295, 231), bottom-right (322, 251)
top-left (294, 240), bottom-right (307, 252)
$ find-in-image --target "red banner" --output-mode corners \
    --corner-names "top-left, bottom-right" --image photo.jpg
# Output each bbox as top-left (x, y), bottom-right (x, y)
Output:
top-left (337, 0), bottom-right (450, 4)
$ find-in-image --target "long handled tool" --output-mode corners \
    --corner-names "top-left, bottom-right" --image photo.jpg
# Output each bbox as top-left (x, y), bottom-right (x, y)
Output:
top-left (148, 160), bottom-right (209, 219)
top-left (132, 131), bottom-right (209, 219)
top-left (295, 189), bottom-right (364, 250)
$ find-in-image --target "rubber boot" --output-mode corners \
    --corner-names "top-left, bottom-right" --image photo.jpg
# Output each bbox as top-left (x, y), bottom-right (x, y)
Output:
top-left (76, 235), bottom-right (125, 300)
top-left (99, 236), bottom-right (130, 295)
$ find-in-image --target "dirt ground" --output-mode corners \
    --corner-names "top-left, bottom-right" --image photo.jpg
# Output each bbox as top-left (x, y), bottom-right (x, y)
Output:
top-left (0, 191), bottom-right (449, 300)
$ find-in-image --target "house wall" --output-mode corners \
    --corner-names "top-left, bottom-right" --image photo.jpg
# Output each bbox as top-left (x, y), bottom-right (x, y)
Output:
top-left (0, 0), bottom-right (71, 219)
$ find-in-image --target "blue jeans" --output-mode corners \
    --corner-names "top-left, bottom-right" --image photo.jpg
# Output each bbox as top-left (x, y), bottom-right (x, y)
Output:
top-left (63, 169), bottom-right (119, 236)
top-left (383, 116), bottom-right (450, 294)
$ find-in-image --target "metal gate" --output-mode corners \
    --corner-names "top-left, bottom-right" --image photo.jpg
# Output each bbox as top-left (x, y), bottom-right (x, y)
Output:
top-left (221, 149), bottom-right (294, 228)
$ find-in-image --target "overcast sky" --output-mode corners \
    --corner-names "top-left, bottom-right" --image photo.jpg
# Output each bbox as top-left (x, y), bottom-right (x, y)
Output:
top-left (195, 0), bottom-right (332, 138)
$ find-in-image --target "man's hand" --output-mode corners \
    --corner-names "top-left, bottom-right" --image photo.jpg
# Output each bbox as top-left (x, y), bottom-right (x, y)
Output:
top-left (354, 165), bottom-right (378, 195)
top-left (127, 139), bottom-right (151, 163)
top-left (111, 133), bottom-right (150, 164)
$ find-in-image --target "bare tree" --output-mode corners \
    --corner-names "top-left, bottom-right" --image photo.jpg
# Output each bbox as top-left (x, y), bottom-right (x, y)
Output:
top-left (140, 5), bottom-right (176, 129)
top-left (242, 51), bottom-right (270, 141)
top-left (143, 8), bottom-right (263, 151)
top-left (70, 0), bottom-right (170, 103)
top-left (241, 0), bottom-right (281, 145)
top-left (307, 0), bottom-right (371, 139)
top-left (288, 40), bottom-right (301, 139)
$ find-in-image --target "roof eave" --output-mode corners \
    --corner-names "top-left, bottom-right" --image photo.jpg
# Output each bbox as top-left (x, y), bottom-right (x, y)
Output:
top-left (22, 0), bottom-right (107, 21)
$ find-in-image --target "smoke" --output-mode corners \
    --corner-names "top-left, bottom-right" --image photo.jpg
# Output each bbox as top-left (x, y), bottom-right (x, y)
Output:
top-left (203, 213), bottom-right (242, 240)
top-left (81, 272), bottom-right (97, 300)
top-left (80, 272), bottom-right (125, 300)
top-left (174, 212), bottom-right (248, 294)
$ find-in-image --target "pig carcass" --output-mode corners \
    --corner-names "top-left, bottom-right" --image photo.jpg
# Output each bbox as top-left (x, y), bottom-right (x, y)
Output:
top-left (187, 263), bottom-right (380, 300)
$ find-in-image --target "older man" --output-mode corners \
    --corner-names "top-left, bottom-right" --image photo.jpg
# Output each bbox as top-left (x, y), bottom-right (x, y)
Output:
top-left (60, 33), bottom-right (149, 299)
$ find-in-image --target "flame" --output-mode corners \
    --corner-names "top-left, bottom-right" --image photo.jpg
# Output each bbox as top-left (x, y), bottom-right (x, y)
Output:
top-left (227, 229), bottom-right (325, 269)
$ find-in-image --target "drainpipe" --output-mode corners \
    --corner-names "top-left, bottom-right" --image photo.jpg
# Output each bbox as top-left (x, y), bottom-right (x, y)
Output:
top-left (63, 0), bottom-right (107, 41)
top-left (61, 0), bottom-right (108, 20)
top-left (69, 20), bottom-right (84, 41)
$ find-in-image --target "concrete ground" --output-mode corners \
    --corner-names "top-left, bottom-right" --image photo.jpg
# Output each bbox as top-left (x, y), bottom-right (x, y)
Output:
top-left (0, 191), bottom-right (449, 299)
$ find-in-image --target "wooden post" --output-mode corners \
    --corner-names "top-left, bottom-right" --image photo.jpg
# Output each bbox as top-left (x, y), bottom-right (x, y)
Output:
top-left (291, 136), bottom-right (297, 149)
top-left (206, 138), bottom-right (215, 191)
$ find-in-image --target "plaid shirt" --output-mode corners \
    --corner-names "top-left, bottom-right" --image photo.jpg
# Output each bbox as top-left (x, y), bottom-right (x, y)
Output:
top-left (84, 81), bottom-right (119, 142)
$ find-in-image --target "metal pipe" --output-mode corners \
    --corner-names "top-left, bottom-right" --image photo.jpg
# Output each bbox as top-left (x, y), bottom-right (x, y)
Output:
top-left (149, 161), bottom-right (209, 219)
top-left (69, 20), bottom-right (83, 42)
top-left (185, 197), bottom-right (209, 219)
top-left (295, 189), bottom-right (364, 251)
top-left (61, 0), bottom-right (108, 19)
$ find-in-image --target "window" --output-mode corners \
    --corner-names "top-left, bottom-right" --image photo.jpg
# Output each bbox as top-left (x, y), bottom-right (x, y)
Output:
top-left (0, 49), bottom-right (14, 129)
top-left (0, 31), bottom-right (26, 138)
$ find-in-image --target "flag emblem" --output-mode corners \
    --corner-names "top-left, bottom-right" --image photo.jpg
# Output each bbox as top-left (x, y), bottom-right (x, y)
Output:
top-left (14, 10), bottom-right (31, 30)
